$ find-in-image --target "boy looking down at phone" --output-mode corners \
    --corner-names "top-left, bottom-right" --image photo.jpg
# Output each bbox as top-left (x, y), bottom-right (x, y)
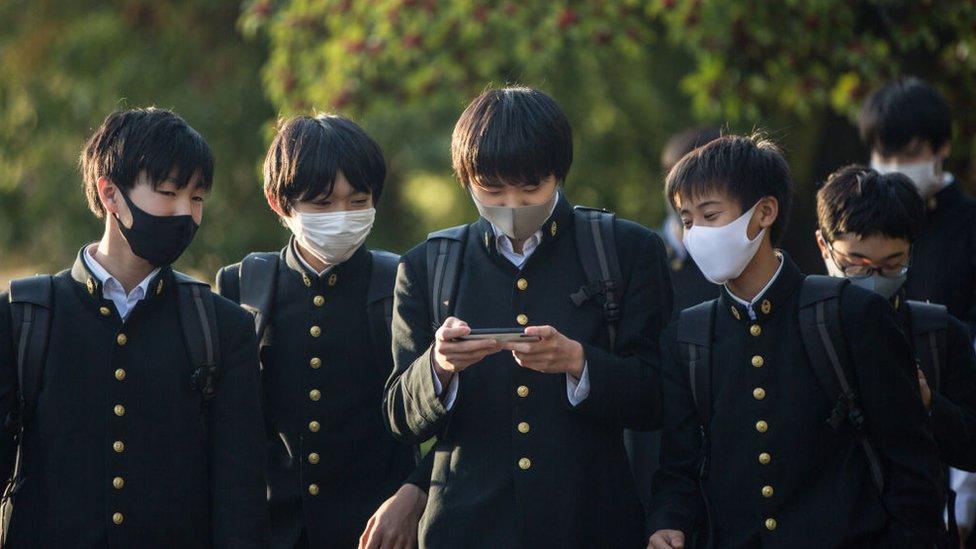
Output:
top-left (382, 86), bottom-right (673, 548)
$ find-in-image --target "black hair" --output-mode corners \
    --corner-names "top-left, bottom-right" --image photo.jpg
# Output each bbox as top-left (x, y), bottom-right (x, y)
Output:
top-left (666, 134), bottom-right (794, 244)
top-left (80, 107), bottom-right (214, 218)
top-left (451, 86), bottom-right (573, 188)
top-left (816, 165), bottom-right (924, 243)
top-left (264, 114), bottom-right (386, 214)
top-left (661, 125), bottom-right (723, 173)
top-left (858, 77), bottom-right (951, 157)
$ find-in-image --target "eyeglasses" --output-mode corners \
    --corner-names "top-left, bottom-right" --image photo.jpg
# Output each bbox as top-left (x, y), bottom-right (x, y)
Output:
top-left (825, 241), bottom-right (911, 278)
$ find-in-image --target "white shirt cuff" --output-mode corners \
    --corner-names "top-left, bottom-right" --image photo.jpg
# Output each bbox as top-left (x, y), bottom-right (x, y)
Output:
top-left (565, 362), bottom-right (590, 407)
top-left (950, 468), bottom-right (976, 529)
top-left (431, 361), bottom-right (459, 411)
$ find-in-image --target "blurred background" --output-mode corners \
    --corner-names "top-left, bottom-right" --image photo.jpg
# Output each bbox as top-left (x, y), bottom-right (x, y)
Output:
top-left (2, 0), bottom-right (976, 287)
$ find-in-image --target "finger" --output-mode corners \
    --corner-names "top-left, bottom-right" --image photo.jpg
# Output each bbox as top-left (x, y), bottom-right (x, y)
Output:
top-left (442, 339), bottom-right (500, 354)
top-left (442, 316), bottom-right (463, 328)
top-left (436, 325), bottom-right (471, 342)
top-left (359, 517), bottom-right (376, 549)
top-left (365, 529), bottom-right (384, 549)
top-left (500, 342), bottom-right (534, 353)
top-left (524, 325), bottom-right (556, 339)
top-left (667, 531), bottom-right (685, 548)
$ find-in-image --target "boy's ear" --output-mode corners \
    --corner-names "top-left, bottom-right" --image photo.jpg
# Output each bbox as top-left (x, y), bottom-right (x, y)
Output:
top-left (755, 196), bottom-right (779, 230)
top-left (815, 230), bottom-right (831, 261)
top-left (936, 141), bottom-right (951, 160)
top-left (265, 190), bottom-right (287, 218)
top-left (96, 176), bottom-right (120, 216)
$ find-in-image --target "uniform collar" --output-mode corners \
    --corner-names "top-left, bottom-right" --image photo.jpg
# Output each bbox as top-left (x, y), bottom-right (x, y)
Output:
top-left (927, 175), bottom-right (959, 213)
top-left (71, 244), bottom-right (171, 310)
top-left (719, 251), bottom-right (802, 325)
top-left (283, 236), bottom-right (370, 289)
top-left (474, 191), bottom-right (574, 259)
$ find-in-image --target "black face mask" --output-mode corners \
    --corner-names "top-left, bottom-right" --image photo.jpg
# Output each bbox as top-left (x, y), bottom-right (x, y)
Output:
top-left (114, 188), bottom-right (199, 267)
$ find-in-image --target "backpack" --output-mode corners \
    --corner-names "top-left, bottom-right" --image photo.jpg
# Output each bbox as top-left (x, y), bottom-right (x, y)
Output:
top-left (222, 250), bottom-right (399, 370)
top-left (905, 300), bottom-right (948, 392)
top-left (1, 271), bottom-right (221, 541)
top-left (426, 206), bottom-right (623, 349)
top-left (677, 276), bottom-right (885, 498)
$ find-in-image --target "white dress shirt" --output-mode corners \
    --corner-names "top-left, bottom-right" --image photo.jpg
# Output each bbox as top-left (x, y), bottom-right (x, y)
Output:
top-left (952, 468), bottom-right (976, 530)
top-left (432, 221), bottom-right (591, 409)
top-left (83, 246), bottom-right (160, 321)
top-left (726, 252), bottom-right (785, 321)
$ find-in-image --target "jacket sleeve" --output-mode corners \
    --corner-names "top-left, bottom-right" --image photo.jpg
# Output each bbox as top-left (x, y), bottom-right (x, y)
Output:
top-left (928, 314), bottom-right (976, 472)
top-left (210, 308), bottom-right (269, 547)
top-left (383, 253), bottom-right (453, 444)
top-left (570, 229), bottom-right (673, 430)
top-left (850, 292), bottom-right (945, 546)
top-left (646, 324), bottom-right (704, 537)
top-left (0, 294), bottom-right (16, 488)
top-left (404, 447), bottom-right (434, 493)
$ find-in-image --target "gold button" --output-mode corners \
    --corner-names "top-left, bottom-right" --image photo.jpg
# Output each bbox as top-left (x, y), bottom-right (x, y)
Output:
top-left (310, 357), bottom-right (322, 369)
top-left (756, 420), bottom-right (769, 433)
top-left (730, 306), bottom-right (741, 320)
top-left (308, 421), bottom-right (320, 433)
top-left (308, 452), bottom-right (320, 464)
top-left (550, 222), bottom-right (558, 237)
top-left (762, 485), bottom-right (774, 498)
top-left (112, 512), bottom-right (124, 525)
top-left (87, 278), bottom-right (96, 295)
top-left (751, 355), bottom-right (764, 368)
top-left (116, 333), bottom-right (128, 346)
top-left (308, 484), bottom-right (319, 495)
top-left (750, 324), bottom-right (762, 337)
top-left (302, 273), bottom-right (312, 287)
top-left (100, 307), bottom-right (112, 317)
top-left (753, 387), bottom-right (766, 401)
top-left (517, 421), bottom-right (530, 434)
top-left (313, 295), bottom-right (325, 307)
top-left (759, 452), bottom-right (771, 465)
top-left (518, 457), bottom-right (531, 470)
top-left (328, 273), bottom-right (338, 287)
top-left (517, 385), bottom-right (529, 398)
top-left (113, 440), bottom-right (124, 453)
top-left (113, 476), bottom-right (124, 490)
top-left (114, 369), bottom-right (126, 381)
top-left (761, 299), bottom-right (772, 315)
top-left (516, 278), bottom-right (528, 291)
top-left (765, 518), bottom-right (777, 531)
top-left (309, 389), bottom-right (321, 402)
top-left (113, 404), bottom-right (125, 417)
top-left (516, 314), bottom-right (529, 326)
top-left (310, 326), bottom-right (322, 337)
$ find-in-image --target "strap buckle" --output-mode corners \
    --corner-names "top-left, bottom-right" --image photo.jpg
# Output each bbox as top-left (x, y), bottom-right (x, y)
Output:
top-left (190, 365), bottom-right (219, 399)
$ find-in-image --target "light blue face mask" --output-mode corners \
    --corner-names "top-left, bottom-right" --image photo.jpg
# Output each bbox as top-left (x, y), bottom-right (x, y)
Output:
top-left (846, 273), bottom-right (907, 300)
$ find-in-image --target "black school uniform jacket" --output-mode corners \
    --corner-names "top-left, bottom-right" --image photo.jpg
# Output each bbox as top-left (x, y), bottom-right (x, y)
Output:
top-left (906, 181), bottom-right (976, 337)
top-left (0, 248), bottom-right (268, 548)
top-left (892, 292), bottom-right (976, 472)
top-left (217, 243), bottom-right (415, 548)
top-left (383, 195), bottom-right (674, 549)
top-left (650, 254), bottom-right (945, 549)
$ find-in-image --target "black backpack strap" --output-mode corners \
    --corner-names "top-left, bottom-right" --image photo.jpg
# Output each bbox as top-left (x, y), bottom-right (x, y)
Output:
top-left (239, 252), bottom-right (281, 347)
top-left (367, 250), bottom-right (400, 378)
top-left (571, 206), bottom-right (624, 351)
top-left (906, 300), bottom-right (948, 392)
top-left (174, 272), bottom-right (221, 406)
top-left (5, 275), bottom-right (54, 503)
top-left (425, 225), bottom-right (467, 328)
top-left (7, 276), bottom-right (55, 428)
top-left (677, 300), bottom-right (716, 434)
top-left (798, 275), bottom-right (884, 495)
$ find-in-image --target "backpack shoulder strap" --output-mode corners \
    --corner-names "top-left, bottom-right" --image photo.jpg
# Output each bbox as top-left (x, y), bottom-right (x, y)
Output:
top-left (798, 275), bottom-right (884, 495)
top-left (368, 250), bottom-right (400, 333)
top-left (677, 300), bottom-right (716, 433)
top-left (906, 300), bottom-right (948, 392)
top-left (173, 272), bottom-right (220, 405)
top-left (7, 275), bottom-right (55, 425)
top-left (239, 252), bottom-right (281, 345)
top-left (425, 225), bottom-right (468, 328)
top-left (571, 206), bottom-right (624, 351)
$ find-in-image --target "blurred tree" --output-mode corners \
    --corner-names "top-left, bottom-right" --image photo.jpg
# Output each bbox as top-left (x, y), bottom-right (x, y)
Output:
top-left (0, 0), bottom-right (277, 277)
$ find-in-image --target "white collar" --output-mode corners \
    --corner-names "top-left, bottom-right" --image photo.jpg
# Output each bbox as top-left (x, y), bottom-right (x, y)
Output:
top-left (83, 245), bottom-right (160, 298)
top-left (292, 240), bottom-right (334, 277)
top-left (726, 252), bottom-right (784, 311)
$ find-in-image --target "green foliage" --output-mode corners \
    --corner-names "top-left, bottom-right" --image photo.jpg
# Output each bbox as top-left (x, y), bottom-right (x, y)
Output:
top-left (0, 0), bottom-right (277, 276)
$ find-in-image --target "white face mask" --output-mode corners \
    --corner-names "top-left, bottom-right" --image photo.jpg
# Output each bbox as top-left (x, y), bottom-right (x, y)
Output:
top-left (682, 202), bottom-right (766, 284)
top-left (285, 208), bottom-right (376, 266)
top-left (871, 159), bottom-right (941, 198)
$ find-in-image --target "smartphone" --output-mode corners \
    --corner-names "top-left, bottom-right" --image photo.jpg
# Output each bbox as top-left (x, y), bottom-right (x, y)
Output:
top-left (457, 328), bottom-right (541, 342)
